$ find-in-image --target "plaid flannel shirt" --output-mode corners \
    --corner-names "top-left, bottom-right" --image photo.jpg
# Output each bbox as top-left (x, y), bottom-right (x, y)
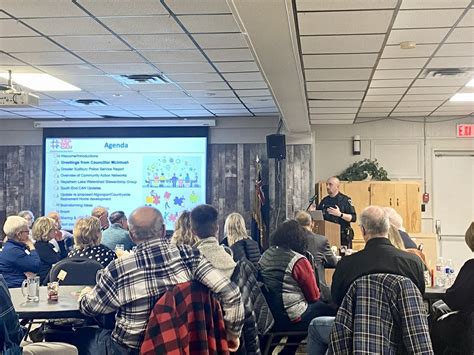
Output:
top-left (79, 237), bottom-right (244, 350)
top-left (329, 273), bottom-right (433, 355)
top-left (140, 281), bottom-right (229, 355)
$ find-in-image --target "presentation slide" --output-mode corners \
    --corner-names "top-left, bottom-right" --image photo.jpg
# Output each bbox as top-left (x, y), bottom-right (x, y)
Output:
top-left (44, 137), bottom-right (207, 231)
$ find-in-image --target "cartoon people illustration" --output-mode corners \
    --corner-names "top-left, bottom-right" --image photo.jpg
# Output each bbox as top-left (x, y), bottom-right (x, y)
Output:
top-left (164, 191), bottom-right (171, 209)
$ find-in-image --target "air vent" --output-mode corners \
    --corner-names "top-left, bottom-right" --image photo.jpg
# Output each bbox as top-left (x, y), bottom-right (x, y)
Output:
top-left (421, 68), bottom-right (474, 79)
top-left (64, 99), bottom-right (108, 107)
top-left (111, 74), bottom-right (169, 85)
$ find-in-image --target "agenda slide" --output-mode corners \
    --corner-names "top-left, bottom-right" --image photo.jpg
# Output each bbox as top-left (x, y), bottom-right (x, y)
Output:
top-left (43, 136), bottom-right (207, 230)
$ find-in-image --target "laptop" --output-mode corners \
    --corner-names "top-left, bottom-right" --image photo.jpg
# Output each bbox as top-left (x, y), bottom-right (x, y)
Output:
top-left (309, 210), bottom-right (324, 221)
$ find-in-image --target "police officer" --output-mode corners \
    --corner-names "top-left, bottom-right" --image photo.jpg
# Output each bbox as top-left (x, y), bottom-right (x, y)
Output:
top-left (317, 176), bottom-right (357, 248)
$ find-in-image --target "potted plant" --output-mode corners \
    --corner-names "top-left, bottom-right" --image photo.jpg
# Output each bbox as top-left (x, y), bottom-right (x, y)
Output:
top-left (338, 159), bottom-right (390, 182)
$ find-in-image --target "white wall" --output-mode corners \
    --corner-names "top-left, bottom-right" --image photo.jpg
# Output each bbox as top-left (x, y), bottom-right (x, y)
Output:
top-left (313, 117), bottom-right (474, 233)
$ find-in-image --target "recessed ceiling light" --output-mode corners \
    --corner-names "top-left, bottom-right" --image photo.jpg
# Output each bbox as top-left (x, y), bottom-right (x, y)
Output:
top-left (0, 73), bottom-right (80, 92)
top-left (450, 93), bottom-right (474, 102)
top-left (465, 78), bottom-right (474, 87)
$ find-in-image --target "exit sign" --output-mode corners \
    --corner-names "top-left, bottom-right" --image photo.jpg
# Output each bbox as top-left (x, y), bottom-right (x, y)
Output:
top-left (457, 124), bottom-right (474, 137)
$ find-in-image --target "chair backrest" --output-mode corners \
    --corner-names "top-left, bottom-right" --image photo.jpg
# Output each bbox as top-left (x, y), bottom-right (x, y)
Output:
top-left (329, 273), bottom-right (433, 355)
top-left (48, 257), bottom-right (103, 285)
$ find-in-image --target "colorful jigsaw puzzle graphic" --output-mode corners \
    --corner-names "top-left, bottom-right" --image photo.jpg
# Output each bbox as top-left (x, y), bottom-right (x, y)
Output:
top-left (143, 156), bottom-right (203, 226)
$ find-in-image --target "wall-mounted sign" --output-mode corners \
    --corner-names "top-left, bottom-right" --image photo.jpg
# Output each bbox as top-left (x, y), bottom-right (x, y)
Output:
top-left (457, 124), bottom-right (474, 138)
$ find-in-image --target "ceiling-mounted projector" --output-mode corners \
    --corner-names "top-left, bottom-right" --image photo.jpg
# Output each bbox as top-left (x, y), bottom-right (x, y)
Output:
top-left (0, 91), bottom-right (39, 107)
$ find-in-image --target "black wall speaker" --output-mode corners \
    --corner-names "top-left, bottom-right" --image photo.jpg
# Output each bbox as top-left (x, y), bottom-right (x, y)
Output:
top-left (266, 134), bottom-right (286, 160)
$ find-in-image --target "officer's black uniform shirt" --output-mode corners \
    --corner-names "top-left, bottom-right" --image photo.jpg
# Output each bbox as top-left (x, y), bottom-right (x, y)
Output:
top-left (317, 192), bottom-right (357, 232)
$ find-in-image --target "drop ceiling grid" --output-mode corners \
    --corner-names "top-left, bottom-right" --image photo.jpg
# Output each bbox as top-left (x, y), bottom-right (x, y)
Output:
top-left (295, 1), bottom-right (474, 123)
top-left (1, 1), bottom-right (278, 119)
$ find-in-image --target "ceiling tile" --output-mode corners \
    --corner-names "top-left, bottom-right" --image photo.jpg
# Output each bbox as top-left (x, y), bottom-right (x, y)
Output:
top-left (0, 19), bottom-right (39, 37)
top-left (13, 52), bottom-right (84, 65)
top-left (141, 91), bottom-right (189, 99)
top-left (52, 35), bottom-right (129, 51)
top-left (193, 33), bottom-right (247, 49)
top-left (188, 90), bottom-right (236, 98)
top-left (393, 9), bottom-right (464, 28)
top-left (311, 113), bottom-right (356, 120)
top-left (77, 1), bottom-right (167, 16)
top-left (382, 44), bottom-right (437, 58)
top-left (123, 34), bottom-right (195, 50)
top-left (311, 119), bottom-right (355, 124)
top-left (357, 112), bottom-right (390, 117)
top-left (228, 81), bottom-right (268, 89)
top-left (431, 110), bottom-right (473, 116)
top-left (310, 107), bottom-right (359, 114)
top-left (413, 77), bottom-right (471, 86)
top-left (390, 111), bottom-right (432, 116)
top-left (197, 97), bottom-right (241, 104)
top-left (309, 100), bottom-right (362, 108)
top-left (306, 81), bottom-right (369, 91)
top-left (393, 106), bottom-right (435, 111)
top-left (211, 109), bottom-right (251, 115)
top-left (0, 65), bottom-right (42, 73)
top-left (387, 28), bottom-right (450, 44)
top-left (22, 17), bottom-right (110, 36)
top-left (1, 2), bottom-right (86, 18)
top-left (298, 10), bottom-right (393, 35)
top-left (407, 86), bottom-right (460, 94)
top-left (297, 0), bottom-right (398, 11)
top-left (204, 103), bottom-right (245, 109)
top-left (0, 53), bottom-right (26, 66)
top-left (165, 0), bottom-right (231, 15)
top-left (372, 69), bottom-right (421, 79)
top-left (53, 75), bottom-right (119, 86)
top-left (446, 27), bottom-right (474, 43)
top-left (436, 43), bottom-right (474, 56)
top-left (180, 82), bottom-right (229, 90)
top-left (157, 62), bottom-right (216, 74)
top-left (426, 56), bottom-right (474, 68)
top-left (300, 34), bottom-right (385, 54)
top-left (458, 9), bottom-right (474, 27)
top-left (365, 95), bottom-right (403, 101)
top-left (367, 87), bottom-right (407, 95)
top-left (76, 51), bottom-right (146, 64)
top-left (370, 79), bottom-right (414, 87)
top-left (166, 73), bottom-right (222, 82)
top-left (94, 63), bottom-right (157, 75)
top-left (1, 37), bottom-right (62, 52)
top-left (397, 99), bottom-right (445, 106)
top-left (235, 89), bottom-right (271, 97)
top-left (222, 72), bottom-right (264, 82)
top-left (214, 62), bottom-right (259, 73)
top-left (177, 14), bottom-right (240, 33)
top-left (360, 101), bottom-right (397, 107)
top-left (305, 68), bottom-right (372, 80)
top-left (359, 107), bottom-right (393, 113)
top-left (37, 64), bottom-right (103, 76)
top-left (205, 48), bottom-right (254, 61)
top-left (142, 50), bottom-right (206, 63)
top-left (303, 53), bottom-right (378, 68)
top-left (307, 92), bottom-right (364, 100)
top-left (169, 110), bottom-right (212, 117)
top-left (400, 0), bottom-right (471, 9)
top-left (403, 94), bottom-right (452, 100)
top-left (377, 57), bottom-right (429, 69)
top-left (99, 16), bottom-right (183, 35)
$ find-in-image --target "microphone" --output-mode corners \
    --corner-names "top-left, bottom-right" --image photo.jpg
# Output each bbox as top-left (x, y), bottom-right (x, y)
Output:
top-left (308, 192), bottom-right (318, 204)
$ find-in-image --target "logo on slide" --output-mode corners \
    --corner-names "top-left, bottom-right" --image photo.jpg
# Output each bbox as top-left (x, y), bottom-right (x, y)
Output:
top-left (51, 138), bottom-right (73, 150)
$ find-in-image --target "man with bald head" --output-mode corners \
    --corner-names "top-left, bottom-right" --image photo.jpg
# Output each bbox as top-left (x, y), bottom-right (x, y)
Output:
top-left (78, 206), bottom-right (244, 353)
top-left (317, 176), bottom-right (357, 248)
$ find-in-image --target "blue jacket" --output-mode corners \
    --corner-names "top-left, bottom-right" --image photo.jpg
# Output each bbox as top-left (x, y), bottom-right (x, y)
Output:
top-left (101, 224), bottom-right (135, 251)
top-left (0, 239), bottom-right (41, 288)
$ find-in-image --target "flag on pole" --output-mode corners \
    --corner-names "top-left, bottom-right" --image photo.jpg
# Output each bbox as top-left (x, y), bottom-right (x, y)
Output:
top-left (252, 156), bottom-right (266, 249)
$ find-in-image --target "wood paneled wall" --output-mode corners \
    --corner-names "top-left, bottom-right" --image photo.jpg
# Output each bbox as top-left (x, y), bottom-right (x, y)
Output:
top-left (0, 144), bottom-right (312, 240)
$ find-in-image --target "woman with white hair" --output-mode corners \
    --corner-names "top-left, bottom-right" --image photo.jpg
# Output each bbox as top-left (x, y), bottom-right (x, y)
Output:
top-left (383, 207), bottom-right (417, 249)
top-left (224, 212), bottom-right (261, 266)
top-left (0, 216), bottom-right (40, 288)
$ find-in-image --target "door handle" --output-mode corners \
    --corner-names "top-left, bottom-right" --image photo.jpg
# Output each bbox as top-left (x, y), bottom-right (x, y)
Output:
top-left (435, 220), bottom-right (441, 240)
top-left (389, 198), bottom-right (392, 206)
top-left (396, 198), bottom-right (399, 206)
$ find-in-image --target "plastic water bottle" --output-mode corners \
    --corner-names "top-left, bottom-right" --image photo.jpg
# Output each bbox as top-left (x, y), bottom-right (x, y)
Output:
top-left (444, 259), bottom-right (454, 288)
top-left (435, 257), bottom-right (445, 287)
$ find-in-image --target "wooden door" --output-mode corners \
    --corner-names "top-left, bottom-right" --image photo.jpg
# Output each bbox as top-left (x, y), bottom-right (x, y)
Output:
top-left (343, 181), bottom-right (370, 242)
top-left (369, 183), bottom-right (394, 208)
top-left (405, 183), bottom-right (421, 232)
top-left (393, 183), bottom-right (408, 230)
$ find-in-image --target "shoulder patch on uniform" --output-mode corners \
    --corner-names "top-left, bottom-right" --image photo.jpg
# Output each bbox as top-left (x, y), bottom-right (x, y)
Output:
top-left (348, 198), bottom-right (353, 206)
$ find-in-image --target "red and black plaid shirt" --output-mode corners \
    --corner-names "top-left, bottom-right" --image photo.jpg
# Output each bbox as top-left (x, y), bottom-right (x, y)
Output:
top-left (140, 281), bottom-right (229, 355)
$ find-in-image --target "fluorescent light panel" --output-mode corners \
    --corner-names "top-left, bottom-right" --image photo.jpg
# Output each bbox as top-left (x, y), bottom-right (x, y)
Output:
top-left (465, 78), bottom-right (474, 87)
top-left (33, 119), bottom-right (216, 128)
top-left (450, 93), bottom-right (474, 102)
top-left (0, 73), bottom-right (80, 92)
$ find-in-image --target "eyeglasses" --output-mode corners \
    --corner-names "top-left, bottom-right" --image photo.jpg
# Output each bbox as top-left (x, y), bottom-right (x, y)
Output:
top-left (19, 230), bottom-right (29, 234)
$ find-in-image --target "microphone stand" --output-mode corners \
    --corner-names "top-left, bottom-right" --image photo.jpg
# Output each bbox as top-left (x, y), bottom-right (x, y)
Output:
top-left (306, 192), bottom-right (318, 211)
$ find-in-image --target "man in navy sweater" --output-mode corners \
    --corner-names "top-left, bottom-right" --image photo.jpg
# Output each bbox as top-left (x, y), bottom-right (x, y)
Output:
top-left (0, 216), bottom-right (40, 288)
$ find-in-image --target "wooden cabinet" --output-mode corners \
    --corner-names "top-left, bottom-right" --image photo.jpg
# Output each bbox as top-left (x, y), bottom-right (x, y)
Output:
top-left (316, 180), bottom-right (422, 250)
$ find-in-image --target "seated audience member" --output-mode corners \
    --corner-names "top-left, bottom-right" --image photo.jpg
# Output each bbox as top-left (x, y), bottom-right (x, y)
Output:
top-left (78, 206), bottom-right (244, 353)
top-left (308, 205), bottom-right (425, 355)
top-left (32, 216), bottom-right (68, 283)
top-left (170, 210), bottom-right (198, 246)
top-left (101, 211), bottom-right (134, 251)
top-left (191, 204), bottom-right (236, 278)
top-left (260, 220), bottom-right (335, 355)
top-left (224, 212), bottom-right (261, 266)
top-left (47, 211), bottom-right (74, 251)
top-left (18, 210), bottom-right (35, 243)
top-left (68, 216), bottom-right (116, 268)
top-left (384, 207), bottom-right (417, 249)
top-left (0, 216), bottom-right (40, 288)
top-left (431, 222), bottom-right (474, 353)
top-left (91, 206), bottom-right (109, 231)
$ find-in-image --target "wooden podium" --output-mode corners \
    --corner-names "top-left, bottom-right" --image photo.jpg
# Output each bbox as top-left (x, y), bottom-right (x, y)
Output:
top-left (312, 220), bottom-right (341, 248)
